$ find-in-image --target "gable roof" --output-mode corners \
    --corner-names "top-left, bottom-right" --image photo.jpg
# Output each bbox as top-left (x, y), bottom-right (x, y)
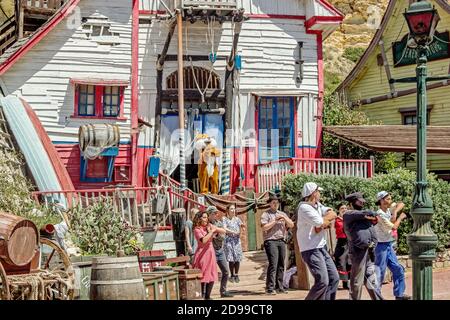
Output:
top-left (336, 0), bottom-right (450, 93)
top-left (0, 0), bottom-right (80, 76)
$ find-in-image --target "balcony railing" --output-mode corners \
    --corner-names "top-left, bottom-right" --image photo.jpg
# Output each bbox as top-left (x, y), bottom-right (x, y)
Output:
top-left (180, 0), bottom-right (237, 10)
top-left (255, 158), bottom-right (374, 193)
top-left (32, 186), bottom-right (206, 230)
top-left (23, 0), bottom-right (66, 10)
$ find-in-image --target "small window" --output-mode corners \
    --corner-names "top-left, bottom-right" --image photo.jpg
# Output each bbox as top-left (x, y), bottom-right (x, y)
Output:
top-left (103, 86), bottom-right (121, 117)
top-left (86, 157), bottom-right (109, 178)
top-left (400, 107), bottom-right (431, 126)
top-left (74, 83), bottom-right (125, 118)
top-left (92, 25), bottom-right (102, 37)
top-left (78, 85), bottom-right (96, 116)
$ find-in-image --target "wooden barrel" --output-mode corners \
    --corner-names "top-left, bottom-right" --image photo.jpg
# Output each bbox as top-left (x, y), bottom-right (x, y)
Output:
top-left (78, 124), bottom-right (120, 153)
top-left (90, 256), bottom-right (146, 300)
top-left (0, 212), bottom-right (39, 267)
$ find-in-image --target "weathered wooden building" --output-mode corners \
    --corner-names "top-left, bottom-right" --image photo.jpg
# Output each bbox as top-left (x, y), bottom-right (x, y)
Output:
top-left (138, 0), bottom-right (344, 192)
top-left (0, 0), bottom-right (134, 189)
top-left (336, 0), bottom-right (450, 180)
top-left (0, 1), bottom-right (378, 195)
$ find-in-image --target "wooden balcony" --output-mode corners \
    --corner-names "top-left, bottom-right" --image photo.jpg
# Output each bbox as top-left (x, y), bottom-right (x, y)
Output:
top-left (20, 0), bottom-right (68, 37)
top-left (180, 0), bottom-right (237, 10)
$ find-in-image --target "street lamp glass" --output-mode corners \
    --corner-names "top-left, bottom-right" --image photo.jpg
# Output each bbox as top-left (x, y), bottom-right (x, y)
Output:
top-left (404, 1), bottom-right (440, 45)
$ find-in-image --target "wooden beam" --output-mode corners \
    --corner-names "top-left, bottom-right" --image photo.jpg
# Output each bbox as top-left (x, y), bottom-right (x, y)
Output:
top-left (164, 54), bottom-right (227, 62)
top-left (379, 40), bottom-right (396, 96)
top-left (156, 19), bottom-right (177, 70)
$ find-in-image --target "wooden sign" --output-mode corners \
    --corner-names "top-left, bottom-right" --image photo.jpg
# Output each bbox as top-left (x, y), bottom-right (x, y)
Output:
top-left (392, 31), bottom-right (450, 67)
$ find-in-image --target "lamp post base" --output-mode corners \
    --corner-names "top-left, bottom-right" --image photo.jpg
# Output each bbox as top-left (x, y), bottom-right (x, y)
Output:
top-left (412, 260), bottom-right (434, 300)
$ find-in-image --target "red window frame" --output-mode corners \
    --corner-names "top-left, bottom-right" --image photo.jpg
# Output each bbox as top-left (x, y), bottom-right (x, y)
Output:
top-left (72, 79), bottom-right (128, 120)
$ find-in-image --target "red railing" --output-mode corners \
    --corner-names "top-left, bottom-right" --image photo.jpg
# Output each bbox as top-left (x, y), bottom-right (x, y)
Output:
top-left (32, 185), bottom-right (207, 229)
top-left (255, 158), bottom-right (374, 193)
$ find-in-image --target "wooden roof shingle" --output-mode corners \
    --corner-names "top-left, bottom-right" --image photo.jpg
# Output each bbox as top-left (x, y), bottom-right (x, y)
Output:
top-left (324, 125), bottom-right (450, 154)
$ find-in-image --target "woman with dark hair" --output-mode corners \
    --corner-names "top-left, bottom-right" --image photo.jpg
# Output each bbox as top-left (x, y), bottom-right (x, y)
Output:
top-left (333, 203), bottom-right (351, 290)
top-left (223, 203), bottom-right (245, 283)
top-left (192, 211), bottom-right (220, 300)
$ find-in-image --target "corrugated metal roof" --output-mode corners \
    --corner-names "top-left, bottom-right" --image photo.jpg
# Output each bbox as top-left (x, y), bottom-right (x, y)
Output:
top-left (0, 95), bottom-right (67, 207)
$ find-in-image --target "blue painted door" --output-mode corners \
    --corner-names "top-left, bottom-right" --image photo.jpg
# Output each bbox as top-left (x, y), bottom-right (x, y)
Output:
top-left (258, 97), bottom-right (294, 163)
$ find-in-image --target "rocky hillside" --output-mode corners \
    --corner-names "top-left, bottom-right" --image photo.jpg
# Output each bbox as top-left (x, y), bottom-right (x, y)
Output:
top-left (324, 0), bottom-right (389, 92)
top-left (0, 0), bottom-right (13, 24)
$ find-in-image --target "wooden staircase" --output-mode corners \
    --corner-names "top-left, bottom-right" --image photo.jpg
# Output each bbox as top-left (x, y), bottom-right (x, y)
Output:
top-left (0, 1), bottom-right (68, 57)
top-left (0, 16), bottom-right (16, 56)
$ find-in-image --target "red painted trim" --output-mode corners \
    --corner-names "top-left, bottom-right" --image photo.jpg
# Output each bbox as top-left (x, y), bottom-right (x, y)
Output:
top-left (139, 10), bottom-right (167, 15)
top-left (95, 86), bottom-right (104, 116)
top-left (70, 78), bottom-right (130, 86)
top-left (74, 84), bottom-right (79, 116)
top-left (132, 0), bottom-right (139, 187)
top-left (247, 14), bottom-right (306, 20)
top-left (305, 16), bottom-right (343, 30)
top-left (293, 98), bottom-right (300, 158)
top-left (0, 0), bottom-right (81, 76)
top-left (315, 32), bottom-right (324, 158)
top-left (317, 0), bottom-right (345, 18)
top-left (70, 115), bottom-right (128, 121)
top-left (120, 87), bottom-right (125, 118)
top-left (21, 99), bottom-right (75, 193)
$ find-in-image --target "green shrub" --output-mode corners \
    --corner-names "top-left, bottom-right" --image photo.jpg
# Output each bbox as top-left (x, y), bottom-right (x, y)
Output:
top-left (325, 70), bottom-right (343, 95)
top-left (322, 94), bottom-right (399, 173)
top-left (343, 47), bottom-right (366, 63)
top-left (68, 200), bottom-right (144, 256)
top-left (281, 168), bottom-right (450, 255)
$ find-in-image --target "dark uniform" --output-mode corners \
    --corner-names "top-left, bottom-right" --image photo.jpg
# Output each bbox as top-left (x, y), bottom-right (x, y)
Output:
top-left (343, 193), bottom-right (383, 300)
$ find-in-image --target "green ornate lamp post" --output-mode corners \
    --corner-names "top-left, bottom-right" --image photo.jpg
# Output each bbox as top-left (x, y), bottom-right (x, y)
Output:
top-left (390, 0), bottom-right (449, 300)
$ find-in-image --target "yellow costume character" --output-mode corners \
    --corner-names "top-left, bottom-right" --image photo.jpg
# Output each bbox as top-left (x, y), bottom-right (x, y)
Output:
top-left (195, 134), bottom-right (221, 194)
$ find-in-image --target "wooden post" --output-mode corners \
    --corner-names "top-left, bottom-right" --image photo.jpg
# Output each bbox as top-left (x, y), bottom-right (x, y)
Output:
top-left (292, 224), bottom-right (313, 290)
top-left (176, 11), bottom-right (186, 190)
top-left (155, 20), bottom-right (177, 149)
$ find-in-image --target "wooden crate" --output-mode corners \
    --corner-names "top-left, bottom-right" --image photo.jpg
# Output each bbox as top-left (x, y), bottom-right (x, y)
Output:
top-left (174, 268), bottom-right (203, 300)
top-left (142, 272), bottom-right (180, 300)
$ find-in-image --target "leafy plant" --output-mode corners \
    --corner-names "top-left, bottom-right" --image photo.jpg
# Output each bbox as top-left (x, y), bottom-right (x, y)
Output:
top-left (281, 168), bottom-right (450, 255)
top-left (68, 200), bottom-right (144, 256)
top-left (343, 47), bottom-right (366, 63)
top-left (322, 94), bottom-right (399, 173)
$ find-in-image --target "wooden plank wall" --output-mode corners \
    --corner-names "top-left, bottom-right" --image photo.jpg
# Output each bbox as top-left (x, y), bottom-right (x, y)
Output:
top-left (0, 0), bottom-right (132, 144)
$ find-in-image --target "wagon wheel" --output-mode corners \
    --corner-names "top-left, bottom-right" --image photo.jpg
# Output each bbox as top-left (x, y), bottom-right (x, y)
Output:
top-left (39, 238), bottom-right (74, 300)
top-left (0, 262), bottom-right (11, 300)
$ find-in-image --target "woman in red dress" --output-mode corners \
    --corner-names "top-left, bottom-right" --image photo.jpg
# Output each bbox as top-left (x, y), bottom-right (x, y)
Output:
top-left (193, 211), bottom-right (220, 300)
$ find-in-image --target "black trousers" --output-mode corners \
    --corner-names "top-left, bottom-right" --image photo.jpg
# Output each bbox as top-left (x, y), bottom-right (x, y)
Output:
top-left (264, 239), bottom-right (286, 291)
top-left (334, 238), bottom-right (351, 281)
top-left (215, 248), bottom-right (229, 295)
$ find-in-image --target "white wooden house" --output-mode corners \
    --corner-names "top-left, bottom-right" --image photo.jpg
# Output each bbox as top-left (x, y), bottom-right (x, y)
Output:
top-left (0, 0), bottom-right (134, 190)
top-left (137, 0), bottom-right (345, 193)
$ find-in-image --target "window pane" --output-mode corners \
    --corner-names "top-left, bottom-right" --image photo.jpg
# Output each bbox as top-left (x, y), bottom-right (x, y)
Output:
top-left (86, 104), bottom-right (95, 115)
top-left (80, 94), bottom-right (87, 104)
top-left (88, 94), bottom-right (95, 105)
top-left (102, 26), bottom-right (112, 36)
top-left (111, 86), bottom-right (119, 95)
top-left (111, 95), bottom-right (119, 106)
top-left (88, 85), bottom-right (95, 94)
top-left (92, 26), bottom-right (102, 36)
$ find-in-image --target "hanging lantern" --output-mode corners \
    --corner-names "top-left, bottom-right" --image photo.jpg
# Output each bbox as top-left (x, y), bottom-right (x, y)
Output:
top-left (404, 0), bottom-right (440, 46)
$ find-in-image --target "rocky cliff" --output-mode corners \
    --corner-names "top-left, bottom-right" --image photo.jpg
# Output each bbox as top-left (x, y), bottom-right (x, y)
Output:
top-left (324, 0), bottom-right (389, 90)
